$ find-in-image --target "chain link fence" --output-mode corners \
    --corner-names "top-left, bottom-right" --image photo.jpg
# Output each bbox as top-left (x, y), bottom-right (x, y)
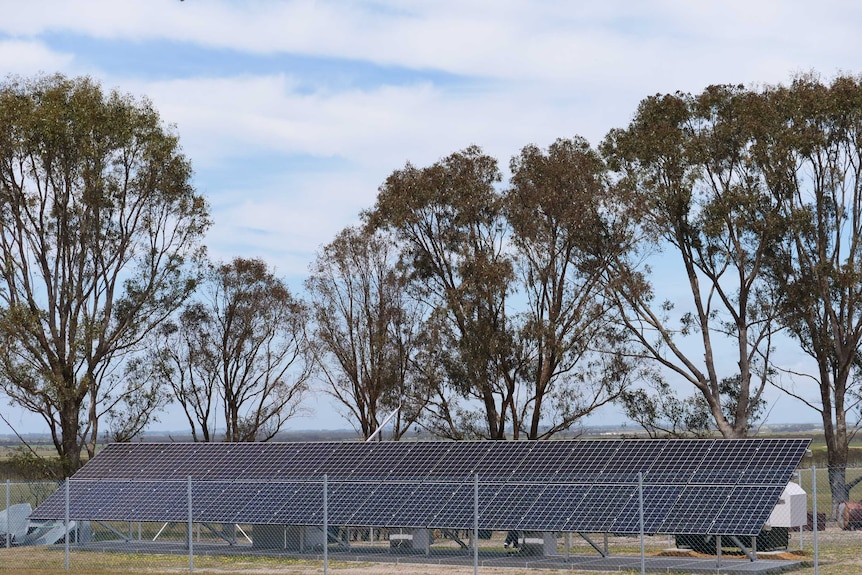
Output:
top-left (2, 469), bottom-right (862, 574)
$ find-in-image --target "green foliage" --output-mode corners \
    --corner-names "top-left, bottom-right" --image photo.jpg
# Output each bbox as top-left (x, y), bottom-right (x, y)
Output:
top-left (306, 226), bottom-right (426, 440)
top-left (0, 74), bottom-right (209, 472)
top-left (146, 257), bottom-right (312, 442)
top-left (366, 139), bottom-right (634, 440)
top-left (602, 83), bottom-right (784, 439)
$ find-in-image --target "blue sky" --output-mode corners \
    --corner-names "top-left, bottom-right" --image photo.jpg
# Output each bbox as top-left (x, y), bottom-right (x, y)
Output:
top-left (1, 0), bottom-right (859, 434)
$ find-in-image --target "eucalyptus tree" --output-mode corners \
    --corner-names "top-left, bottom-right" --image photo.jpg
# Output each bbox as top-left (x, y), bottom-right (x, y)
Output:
top-left (601, 85), bottom-right (784, 439)
top-left (365, 146), bottom-right (518, 439)
top-left (759, 75), bottom-right (862, 512)
top-left (306, 226), bottom-right (426, 440)
top-left (153, 257), bottom-right (312, 442)
top-left (505, 137), bottom-right (633, 439)
top-left (0, 74), bottom-right (209, 474)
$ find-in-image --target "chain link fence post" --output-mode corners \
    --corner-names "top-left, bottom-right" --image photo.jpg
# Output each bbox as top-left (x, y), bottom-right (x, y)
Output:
top-left (473, 473), bottom-right (478, 575)
top-left (638, 472), bottom-right (645, 575)
top-left (188, 475), bottom-right (194, 573)
top-left (323, 474), bottom-right (328, 575)
top-left (4, 479), bottom-right (9, 550)
top-left (812, 465), bottom-right (818, 575)
top-left (64, 478), bottom-right (70, 571)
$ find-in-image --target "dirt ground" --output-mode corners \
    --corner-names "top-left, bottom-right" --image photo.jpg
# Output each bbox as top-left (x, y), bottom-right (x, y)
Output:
top-left (1, 527), bottom-right (861, 574)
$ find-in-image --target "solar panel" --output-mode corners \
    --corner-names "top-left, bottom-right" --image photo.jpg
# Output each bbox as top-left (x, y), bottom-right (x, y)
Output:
top-left (279, 443), bottom-right (340, 478)
top-left (708, 485), bottom-right (786, 535)
top-left (480, 483), bottom-right (547, 530)
top-left (518, 484), bottom-right (591, 532)
top-left (472, 441), bottom-right (531, 481)
top-left (610, 484), bottom-right (683, 534)
top-left (346, 482), bottom-right (415, 526)
top-left (554, 441), bottom-right (620, 483)
top-left (566, 484), bottom-right (636, 533)
top-left (427, 442), bottom-right (493, 479)
top-left (269, 482), bottom-right (323, 525)
top-left (600, 440), bottom-right (666, 483)
top-left (659, 485), bottom-right (735, 534)
top-left (513, 441), bottom-right (577, 482)
top-left (340, 442), bottom-right (412, 480)
top-left (690, 440), bottom-right (761, 484)
top-left (426, 483), bottom-right (481, 530)
top-left (390, 482), bottom-right (461, 526)
top-left (30, 438), bottom-right (810, 538)
top-left (385, 442), bottom-right (452, 480)
top-left (192, 480), bottom-right (252, 521)
top-left (644, 440), bottom-right (713, 484)
top-left (236, 482), bottom-right (303, 524)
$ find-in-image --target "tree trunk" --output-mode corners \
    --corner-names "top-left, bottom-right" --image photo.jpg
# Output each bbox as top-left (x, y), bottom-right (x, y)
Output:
top-left (59, 401), bottom-right (83, 476)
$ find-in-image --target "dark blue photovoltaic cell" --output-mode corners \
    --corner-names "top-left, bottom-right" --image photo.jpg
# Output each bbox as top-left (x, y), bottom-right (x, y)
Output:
top-left (70, 481), bottom-right (136, 521)
top-left (479, 483), bottom-right (546, 530)
top-left (739, 440), bottom-right (811, 484)
top-left (610, 484), bottom-right (683, 534)
top-left (269, 483), bottom-right (323, 525)
top-left (659, 485), bottom-right (735, 534)
top-left (518, 484), bottom-right (591, 532)
top-left (644, 440), bottom-right (713, 484)
top-left (29, 438), bottom-right (811, 537)
top-left (427, 483), bottom-right (486, 530)
top-left (128, 481), bottom-right (189, 522)
top-left (600, 441), bottom-right (666, 483)
top-left (346, 483), bottom-right (415, 526)
top-left (327, 482), bottom-right (374, 525)
top-left (514, 441), bottom-right (578, 482)
top-left (228, 483), bottom-right (301, 524)
top-left (554, 442), bottom-right (619, 483)
top-left (389, 482), bottom-right (462, 527)
top-left (316, 443), bottom-right (371, 480)
top-left (426, 443), bottom-right (493, 480)
top-left (566, 484), bottom-right (637, 533)
top-left (708, 485), bottom-right (786, 535)
top-left (473, 442), bottom-right (531, 482)
top-left (192, 481), bottom-right (253, 522)
top-left (690, 441), bottom-right (761, 485)
top-left (344, 442), bottom-right (412, 480)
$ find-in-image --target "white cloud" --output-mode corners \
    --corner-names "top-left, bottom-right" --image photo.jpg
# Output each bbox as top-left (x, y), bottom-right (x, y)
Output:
top-left (4, 0), bottom-right (859, 85)
top-left (0, 39), bottom-right (74, 75)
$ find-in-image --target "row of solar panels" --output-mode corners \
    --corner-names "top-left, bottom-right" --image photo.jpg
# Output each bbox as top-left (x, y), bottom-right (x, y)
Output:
top-left (73, 439), bottom-right (809, 484)
top-left (32, 439), bottom-right (810, 537)
top-left (30, 479), bottom-right (783, 536)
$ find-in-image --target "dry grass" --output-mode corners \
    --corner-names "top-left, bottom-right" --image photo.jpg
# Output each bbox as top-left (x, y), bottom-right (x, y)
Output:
top-left (1, 529), bottom-right (861, 575)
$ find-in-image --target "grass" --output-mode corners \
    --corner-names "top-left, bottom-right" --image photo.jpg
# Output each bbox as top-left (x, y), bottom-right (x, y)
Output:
top-left (0, 533), bottom-right (859, 575)
top-left (0, 547), bottom-right (359, 574)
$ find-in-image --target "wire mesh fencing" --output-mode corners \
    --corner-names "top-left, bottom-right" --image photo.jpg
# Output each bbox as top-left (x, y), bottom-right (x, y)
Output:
top-left (2, 468), bottom-right (862, 574)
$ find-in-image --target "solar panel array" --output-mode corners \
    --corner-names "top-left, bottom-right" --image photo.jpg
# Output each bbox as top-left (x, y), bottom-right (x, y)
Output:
top-left (30, 439), bottom-right (809, 536)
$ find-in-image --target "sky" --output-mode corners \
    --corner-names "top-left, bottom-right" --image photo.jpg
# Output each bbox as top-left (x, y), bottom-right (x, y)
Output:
top-left (0, 0), bottom-right (859, 436)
